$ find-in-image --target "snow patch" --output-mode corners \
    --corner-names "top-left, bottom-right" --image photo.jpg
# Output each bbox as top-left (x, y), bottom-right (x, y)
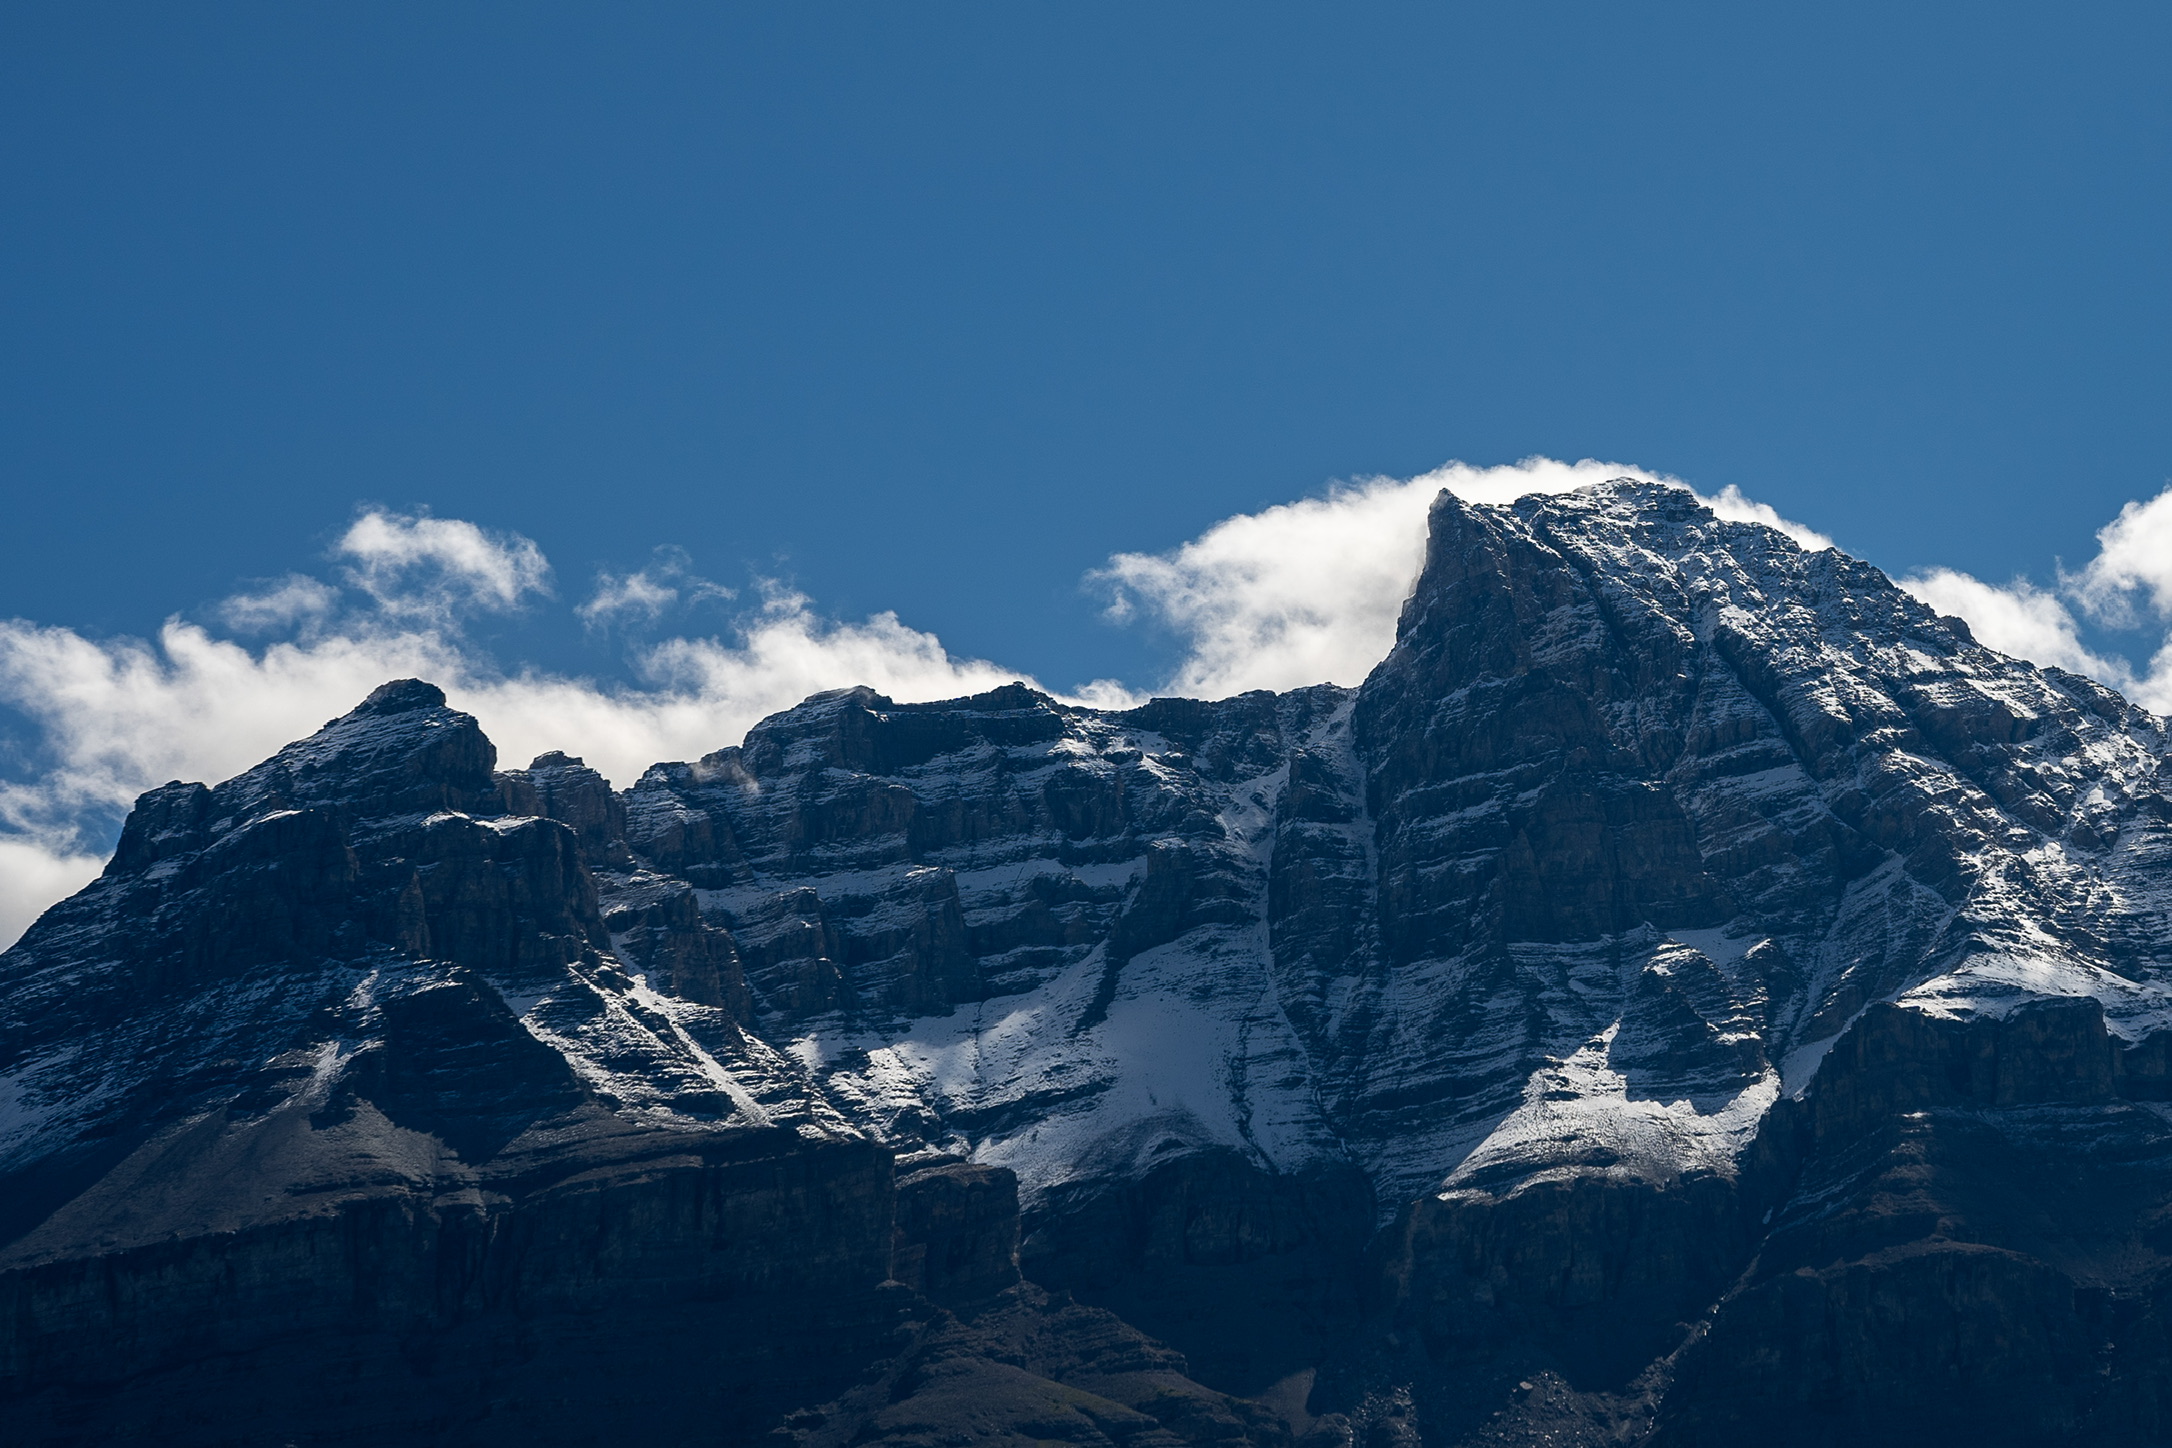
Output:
top-left (1441, 1023), bottom-right (1781, 1197)
top-left (1898, 954), bottom-right (2172, 1042)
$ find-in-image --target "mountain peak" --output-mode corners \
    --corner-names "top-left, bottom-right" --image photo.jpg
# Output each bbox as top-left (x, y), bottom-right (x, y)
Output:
top-left (352, 677), bottom-right (449, 716)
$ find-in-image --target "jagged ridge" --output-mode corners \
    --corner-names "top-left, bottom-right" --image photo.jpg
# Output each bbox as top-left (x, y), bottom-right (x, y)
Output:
top-left (6, 479), bottom-right (2172, 1445)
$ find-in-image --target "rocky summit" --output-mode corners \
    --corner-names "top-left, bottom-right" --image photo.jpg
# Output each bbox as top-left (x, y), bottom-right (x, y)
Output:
top-left (7, 479), bottom-right (2172, 1447)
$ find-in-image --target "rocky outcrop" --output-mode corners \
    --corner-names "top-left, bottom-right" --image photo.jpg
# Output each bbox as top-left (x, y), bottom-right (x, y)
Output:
top-left (893, 1159), bottom-right (1023, 1305)
top-left (3, 1130), bottom-right (901, 1446)
top-left (1023, 1150), bottom-right (1375, 1394)
top-left (781, 1280), bottom-right (1298, 1448)
top-left (1655, 996), bottom-right (2172, 1447)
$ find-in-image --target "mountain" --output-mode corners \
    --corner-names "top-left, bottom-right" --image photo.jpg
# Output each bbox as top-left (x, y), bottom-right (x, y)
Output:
top-left (6, 479), bottom-right (2172, 1446)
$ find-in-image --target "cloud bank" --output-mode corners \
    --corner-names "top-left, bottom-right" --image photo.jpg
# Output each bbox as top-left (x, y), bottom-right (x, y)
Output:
top-left (6, 467), bottom-right (2159, 950)
top-left (0, 513), bottom-right (1031, 947)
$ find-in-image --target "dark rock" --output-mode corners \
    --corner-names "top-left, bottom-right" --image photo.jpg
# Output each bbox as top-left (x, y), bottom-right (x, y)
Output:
top-left (1025, 1151), bottom-right (1376, 1395)
top-left (600, 872), bottom-right (753, 1014)
top-left (780, 1280), bottom-right (1293, 1448)
top-left (499, 750), bottom-right (631, 867)
top-left (1375, 1171), bottom-right (1752, 1391)
top-left (892, 1160), bottom-right (1023, 1305)
top-left (1, 1132), bottom-right (907, 1447)
top-left (1658, 998), bottom-right (2172, 1446)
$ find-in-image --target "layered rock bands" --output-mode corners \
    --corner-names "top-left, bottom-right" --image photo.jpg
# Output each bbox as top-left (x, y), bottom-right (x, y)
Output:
top-left (6, 480), bottom-right (2172, 1446)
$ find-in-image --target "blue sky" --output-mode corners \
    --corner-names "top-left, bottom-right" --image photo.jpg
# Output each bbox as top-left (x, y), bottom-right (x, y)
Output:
top-left (2, 3), bottom-right (2171, 940)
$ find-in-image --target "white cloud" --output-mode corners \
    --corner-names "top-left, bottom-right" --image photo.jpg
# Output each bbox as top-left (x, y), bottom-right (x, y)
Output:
top-left (0, 837), bottom-right (104, 956)
top-left (1066, 678), bottom-right (1147, 710)
top-left (1897, 484), bottom-right (2172, 715)
top-left (0, 616), bottom-right (466, 846)
top-left (2066, 486), bottom-right (2172, 627)
top-left (577, 547), bottom-right (735, 630)
top-left (2139, 640), bottom-right (2172, 715)
top-left (1094, 472), bottom-right (1435, 698)
top-left (1700, 483), bottom-right (1836, 552)
top-left (1898, 568), bottom-right (2129, 682)
top-left (462, 584), bottom-right (1031, 791)
top-left (218, 574), bottom-right (342, 633)
top-left (1094, 456), bottom-right (1828, 698)
top-left (579, 570), bottom-right (680, 627)
top-left (337, 509), bottom-right (552, 622)
top-left (0, 574), bottom-right (1034, 948)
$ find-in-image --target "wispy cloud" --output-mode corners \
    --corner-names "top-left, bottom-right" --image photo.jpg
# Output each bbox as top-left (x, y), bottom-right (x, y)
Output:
top-left (577, 546), bottom-right (736, 630)
top-left (337, 509), bottom-right (552, 623)
top-left (0, 837), bottom-right (107, 956)
top-left (217, 574), bottom-right (342, 634)
top-left (579, 571), bottom-right (680, 628)
top-left (2064, 487), bottom-right (2172, 628)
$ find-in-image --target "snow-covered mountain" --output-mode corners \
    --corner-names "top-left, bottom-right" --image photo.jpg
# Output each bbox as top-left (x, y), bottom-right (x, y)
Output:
top-left (7, 479), bottom-right (2172, 1446)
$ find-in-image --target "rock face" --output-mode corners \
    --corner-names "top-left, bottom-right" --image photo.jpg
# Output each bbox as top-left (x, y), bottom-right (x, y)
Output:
top-left (6, 479), bottom-right (2172, 1444)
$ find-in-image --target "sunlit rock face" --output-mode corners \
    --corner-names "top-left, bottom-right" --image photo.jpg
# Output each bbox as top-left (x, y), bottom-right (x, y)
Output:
top-left (7, 480), bottom-right (2172, 1446)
